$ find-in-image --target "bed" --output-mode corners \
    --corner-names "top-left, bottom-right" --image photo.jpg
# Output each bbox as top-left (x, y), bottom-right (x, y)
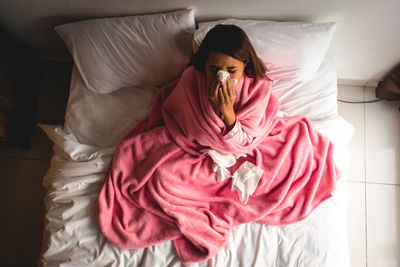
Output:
top-left (38, 9), bottom-right (354, 267)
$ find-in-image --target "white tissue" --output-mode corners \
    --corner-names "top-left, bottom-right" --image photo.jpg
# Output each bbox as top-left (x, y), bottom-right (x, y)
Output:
top-left (202, 149), bottom-right (263, 204)
top-left (202, 149), bottom-right (245, 168)
top-left (231, 161), bottom-right (264, 204)
top-left (202, 149), bottom-right (246, 181)
top-left (217, 70), bottom-right (238, 85)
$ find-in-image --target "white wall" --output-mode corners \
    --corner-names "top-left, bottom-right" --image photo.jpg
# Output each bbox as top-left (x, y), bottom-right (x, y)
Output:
top-left (1, 0), bottom-right (399, 81)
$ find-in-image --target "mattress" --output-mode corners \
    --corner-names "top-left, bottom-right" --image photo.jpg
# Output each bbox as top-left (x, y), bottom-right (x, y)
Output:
top-left (38, 53), bottom-right (354, 267)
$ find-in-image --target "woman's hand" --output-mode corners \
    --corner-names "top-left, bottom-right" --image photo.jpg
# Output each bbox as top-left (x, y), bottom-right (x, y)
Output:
top-left (208, 79), bottom-right (222, 117)
top-left (208, 78), bottom-right (236, 129)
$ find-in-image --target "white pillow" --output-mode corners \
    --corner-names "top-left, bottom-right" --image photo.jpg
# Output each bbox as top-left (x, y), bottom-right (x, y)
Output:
top-left (63, 65), bottom-right (159, 148)
top-left (194, 19), bottom-right (337, 82)
top-left (56, 9), bottom-right (195, 94)
top-left (61, 53), bottom-right (338, 149)
top-left (273, 52), bottom-right (338, 121)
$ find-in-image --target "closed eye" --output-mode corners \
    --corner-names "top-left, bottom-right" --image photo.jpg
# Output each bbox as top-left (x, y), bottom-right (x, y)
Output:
top-left (208, 66), bottom-right (219, 73)
top-left (227, 67), bottom-right (238, 74)
top-left (208, 65), bottom-right (238, 74)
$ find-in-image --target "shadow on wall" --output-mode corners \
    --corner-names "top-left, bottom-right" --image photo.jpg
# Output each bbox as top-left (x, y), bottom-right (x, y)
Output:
top-left (25, 10), bottom-right (187, 60)
top-left (0, 24), bottom-right (42, 149)
top-left (28, 11), bottom-right (329, 60)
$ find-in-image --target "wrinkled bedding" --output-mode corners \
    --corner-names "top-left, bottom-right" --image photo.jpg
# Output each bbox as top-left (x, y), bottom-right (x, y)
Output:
top-left (97, 65), bottom-right (342, 264)
top-left (39, 53), bottom-right (354, 267)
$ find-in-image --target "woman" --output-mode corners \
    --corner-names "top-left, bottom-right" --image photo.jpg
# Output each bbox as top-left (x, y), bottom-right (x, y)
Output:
top-left (193, 24), bottom-right (267, 134)
top-left (97, 24), bottom-right (340, 265)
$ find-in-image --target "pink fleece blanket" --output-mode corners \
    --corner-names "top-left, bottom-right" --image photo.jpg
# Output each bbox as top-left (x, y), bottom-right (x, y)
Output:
top-left (96, 66), bottom-right (341, 264)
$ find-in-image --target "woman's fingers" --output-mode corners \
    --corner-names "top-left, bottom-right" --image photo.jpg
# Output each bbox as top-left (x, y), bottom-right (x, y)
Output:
top-left (209, 78), bottom-right (236, 116)
top-left (226, 78), bottom-right (236, 100)
top-left (225, 78), bottom-right (232, 99)
top-left (214, 82), bottom-right (219, 100)
top-left (208, 79), bottom-right (219, 99)
top-left (222, 79), bottom-right (235, 104)
top-left (218, 84), bottom-right (225, 103)
top-left (222, 81), bottom-right (231, 103)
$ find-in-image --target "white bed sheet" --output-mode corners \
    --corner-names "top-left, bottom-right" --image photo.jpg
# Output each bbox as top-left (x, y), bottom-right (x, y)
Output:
top-left (38, 53), bottom-right (354, 267)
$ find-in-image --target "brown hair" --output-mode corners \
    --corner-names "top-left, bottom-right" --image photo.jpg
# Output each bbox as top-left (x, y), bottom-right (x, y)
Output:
top-left (192, 24), bottom-right (268, 79)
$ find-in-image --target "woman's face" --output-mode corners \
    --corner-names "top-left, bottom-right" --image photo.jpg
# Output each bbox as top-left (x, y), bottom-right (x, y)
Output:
top-left (205, 51), bottom-right (247, 88)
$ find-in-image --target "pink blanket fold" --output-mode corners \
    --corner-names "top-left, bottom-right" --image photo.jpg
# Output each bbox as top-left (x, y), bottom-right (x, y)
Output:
top-left (96, 66), bottom-right (341, 264)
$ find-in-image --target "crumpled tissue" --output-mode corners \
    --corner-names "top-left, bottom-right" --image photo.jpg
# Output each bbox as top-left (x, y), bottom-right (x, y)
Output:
top-left (202, 149), bottom-right (264, 204)
top-left (217, 70), bottom-right (238, 85)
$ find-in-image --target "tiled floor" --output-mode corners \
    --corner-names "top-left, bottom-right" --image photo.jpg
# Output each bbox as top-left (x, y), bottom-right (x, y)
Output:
top-left (339, 84), bottom-right (400, 267)
top-left (0, 61), bottom-right (399, 267)
top-left (0, 60), bottom-right (72, 267)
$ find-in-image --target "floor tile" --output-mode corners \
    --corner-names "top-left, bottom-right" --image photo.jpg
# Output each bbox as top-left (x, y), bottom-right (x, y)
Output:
top-left (337, 84), bottom-right (365, 102)
top-left (0, 124), bottom-right (53, 160)
top-left (364, 87), bottom-right (400, 185)
top-left (347, 181), bottom-right (367, 267)
top-left (337, 85), bottom-right (365, 182)
top-left (0, 158), bottom-right (48, 266)
top-left (366, 183), bottom-right (400, 267)
top-left (0, 60), bottom-right (71, 267)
